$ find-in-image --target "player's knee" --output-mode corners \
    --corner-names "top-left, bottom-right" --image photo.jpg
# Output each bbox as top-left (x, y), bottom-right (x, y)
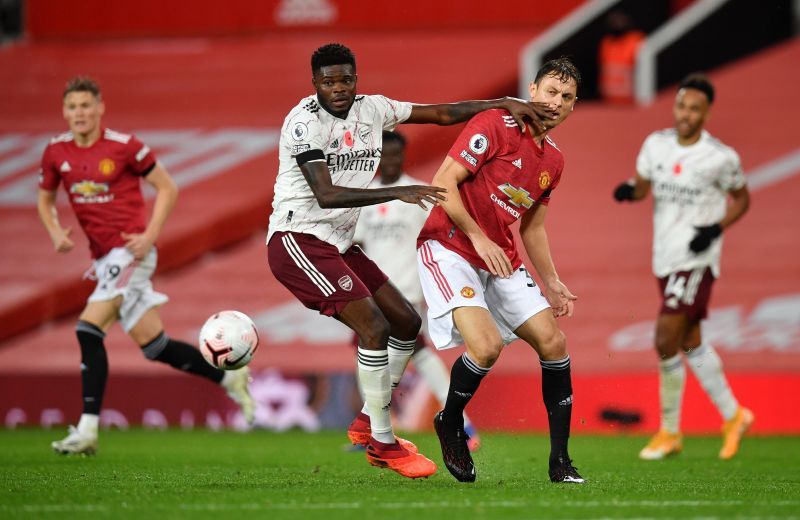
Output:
top-left (469, 339), bottom-right (503, 367)
top-left (538, 329), bottom-right (567, 360)
top-left (403, 308), bottom-right (422, 338)
top-left (654, 332), bottom-right (680, 358)
top-left (360, 314), bottom-right (391, 350)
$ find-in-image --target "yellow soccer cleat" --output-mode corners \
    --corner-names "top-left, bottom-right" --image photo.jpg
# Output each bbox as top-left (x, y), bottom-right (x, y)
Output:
top-left (720, 407), bottom-right (754, 460)
top-left (639, 430), bottom-right (683, 460)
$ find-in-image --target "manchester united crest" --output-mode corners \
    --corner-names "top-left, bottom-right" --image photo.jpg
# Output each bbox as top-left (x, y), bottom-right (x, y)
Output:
top-left (98, 158), bottom-right (116, 176)
top-left (460, 286), bottom-right (475, 298)
top-left (538, 170), bottom-right (551, 190)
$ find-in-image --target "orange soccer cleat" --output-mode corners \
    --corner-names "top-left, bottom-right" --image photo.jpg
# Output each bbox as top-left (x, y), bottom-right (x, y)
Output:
top-left (346, 412), bottom-right (418, 453)
top-left (366, 439), bottom-right (437, 479)
top-left (639, 430), bottom-right (683, 460)
top-left (720, 407), bottom-right (754, 460)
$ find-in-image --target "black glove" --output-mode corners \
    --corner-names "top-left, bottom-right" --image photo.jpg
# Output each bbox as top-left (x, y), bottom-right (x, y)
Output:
top-left (613, 182), bottom-right (635, 202)
top-left (689, 224), bottom-right (722, 253)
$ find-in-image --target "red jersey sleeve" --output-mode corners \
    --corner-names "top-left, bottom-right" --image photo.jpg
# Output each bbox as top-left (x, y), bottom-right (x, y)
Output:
top-left (38, 144), bottom-right (60, 191)
top-left (447, 109), bottom-right (509, 174)
top-left (127, 135), bottom-right (157, 176)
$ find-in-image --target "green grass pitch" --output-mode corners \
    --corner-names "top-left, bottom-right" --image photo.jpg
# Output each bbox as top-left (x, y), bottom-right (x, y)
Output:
top-left (1, 429), bottom-right (797, 519)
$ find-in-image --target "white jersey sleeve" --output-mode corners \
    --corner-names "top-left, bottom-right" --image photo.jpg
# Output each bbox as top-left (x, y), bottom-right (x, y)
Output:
top-left (368, 95), bottom-right (413, 131)
top-left (717, 148), bottom-right (746, 191)
top-left (636, 131), bottom-right (662, 180)
top-left (285, 100), bottom-right (327, 159)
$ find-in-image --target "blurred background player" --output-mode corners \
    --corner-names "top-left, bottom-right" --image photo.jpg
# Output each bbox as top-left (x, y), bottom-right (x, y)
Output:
top-left (417, 58), bottom-right (583, 484)
top-left (38, 77), bottom-right (254, 455)
top-left (266, 43), bottom-right (552, 479)
top-left (613, 72), bottom-right (753, 460)
top-left (353, 130), bottom-right (481, 451)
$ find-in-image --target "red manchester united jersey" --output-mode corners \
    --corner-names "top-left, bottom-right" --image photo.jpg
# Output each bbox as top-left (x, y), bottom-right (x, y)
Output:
top-left (418, 109), bottom-right (564, 271)
top-left (39, 128), bottom-right (157, 259)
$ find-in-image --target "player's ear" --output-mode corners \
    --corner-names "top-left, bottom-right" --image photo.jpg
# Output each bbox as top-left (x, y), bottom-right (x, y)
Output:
top-left (528, 80), bottom-right (537, 99)
top-left (98, 100), bottom-right (106, 117)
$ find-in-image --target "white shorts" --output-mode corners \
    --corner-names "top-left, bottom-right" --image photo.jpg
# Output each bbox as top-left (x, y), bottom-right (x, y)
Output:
top-left (86, 247), bottom-right (169, 332)
top-left (417, 240), bottom-right (550, 350)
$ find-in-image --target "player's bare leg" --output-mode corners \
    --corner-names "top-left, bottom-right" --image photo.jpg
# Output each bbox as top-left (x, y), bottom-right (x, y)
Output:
top-left (516, 310), bottom-right (584, 483)
top-left (640, 313), bottom-right (689, 460)
top-left (131, 308), bottom-right (254, 424)
top-left (339, 296), bottom-right (436, 478)
top-left (682, 321), bottom-right (753, 459)
top-left (435, 306), bottom-right (499, 482)
top-left (52, 299), bottom-right (119, 455)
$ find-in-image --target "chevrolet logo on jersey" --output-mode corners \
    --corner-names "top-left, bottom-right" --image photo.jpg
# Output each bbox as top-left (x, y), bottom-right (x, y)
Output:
top-left (70, 181), bottom-right (109, 197)
top-left (498, 183), bottom-right (534, 209)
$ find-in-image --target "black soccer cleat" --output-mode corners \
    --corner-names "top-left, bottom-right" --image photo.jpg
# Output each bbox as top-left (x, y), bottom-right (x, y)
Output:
top-left (549, 455), bottom-right (585, 484)
top-left (433, 411), bottom-right (476, 483)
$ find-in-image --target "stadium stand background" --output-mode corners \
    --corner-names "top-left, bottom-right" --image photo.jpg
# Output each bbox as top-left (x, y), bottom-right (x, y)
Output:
top-left (1, 0), bottom-right (798, 434)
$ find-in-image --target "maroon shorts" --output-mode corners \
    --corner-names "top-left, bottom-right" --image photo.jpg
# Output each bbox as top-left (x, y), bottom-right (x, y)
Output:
top-left (268, 231), bottom-right (389, 316)
top-left (657, 266), bottom-right (715, 322)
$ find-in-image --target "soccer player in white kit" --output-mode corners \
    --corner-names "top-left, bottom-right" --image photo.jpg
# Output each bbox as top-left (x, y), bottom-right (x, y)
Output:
top-left (266, 43), bottom-right (554, 478)
top-left (613, 73), bottom-right (752, 460)
top-left (353, 131), bottom-right (481, 451)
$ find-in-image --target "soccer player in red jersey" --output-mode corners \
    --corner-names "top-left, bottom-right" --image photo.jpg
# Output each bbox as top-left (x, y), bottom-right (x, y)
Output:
top-left (417, 58), bottom-right (584, 483)
top-left (37, 77), bottom-right (254, 455)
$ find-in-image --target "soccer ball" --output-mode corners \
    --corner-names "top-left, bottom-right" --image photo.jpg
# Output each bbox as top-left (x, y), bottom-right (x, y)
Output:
top-left (198, 310), bottom-right (260, 370)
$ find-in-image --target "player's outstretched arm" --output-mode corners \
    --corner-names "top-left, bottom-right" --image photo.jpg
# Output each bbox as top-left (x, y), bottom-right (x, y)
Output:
top-left (520, 205), bottom-right (576, 318)
top-left (406, 98), bottom-right (555, 133)
top-left (122, 163), bottom-right (177, 260)
top-left (37, 189), bottom-right (74, 253)
top-left (299, 160), bottom-right (445, 209)
top-left (613, 174), bottom-right (650, 202)
top-left (431, 157), bottom-right (513, 277)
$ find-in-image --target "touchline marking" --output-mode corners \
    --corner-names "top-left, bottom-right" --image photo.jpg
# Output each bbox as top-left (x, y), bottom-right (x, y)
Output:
top-left (747, 148), bottom-right (800, 191)
top-left (5, 499), bottom-right (799, 513)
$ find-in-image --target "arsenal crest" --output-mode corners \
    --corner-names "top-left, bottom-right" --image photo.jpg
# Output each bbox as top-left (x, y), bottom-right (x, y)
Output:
top-left (338, 275), bottom-right (353, 291)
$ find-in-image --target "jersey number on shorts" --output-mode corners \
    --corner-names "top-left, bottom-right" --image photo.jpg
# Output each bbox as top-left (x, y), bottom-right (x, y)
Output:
top-left (99, 264), bottom-right (122, 290)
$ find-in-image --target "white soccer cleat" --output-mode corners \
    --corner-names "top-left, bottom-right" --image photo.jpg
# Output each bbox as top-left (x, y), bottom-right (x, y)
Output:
top-left (51, 425), bottom-right (98, 456)
top-left (221, 366), bottom-right (255, 424)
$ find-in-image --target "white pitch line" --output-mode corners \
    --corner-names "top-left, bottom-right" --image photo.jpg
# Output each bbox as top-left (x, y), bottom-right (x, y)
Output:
top-left (747, 148), bottom-right (800, 191)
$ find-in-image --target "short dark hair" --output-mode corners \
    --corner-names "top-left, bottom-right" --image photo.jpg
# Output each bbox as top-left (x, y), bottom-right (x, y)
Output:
top-left (311, 43), bottom-right (356, 74)
top-left (534, 57), bottom-right (582, 89)
top-left (678, 72), bottom-right (714, 104)
top-left (382, 130), bottom-right (406, 148)
top-left (63, 76), bottom-right (101, 99)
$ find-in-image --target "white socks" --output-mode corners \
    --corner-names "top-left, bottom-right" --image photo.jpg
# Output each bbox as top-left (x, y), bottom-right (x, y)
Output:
top-left (360, 337), bottom-right (415, 414)
top-left (388, 337), bottom-right (416, 390)
top-left (658, 355), bottom-right (685, 434)
top-left (77, 413), bottom-right (99, 436)
top-left (686, 344), bottom-right (739, 421)
top-left (357, 347), bottom-right (394, 443)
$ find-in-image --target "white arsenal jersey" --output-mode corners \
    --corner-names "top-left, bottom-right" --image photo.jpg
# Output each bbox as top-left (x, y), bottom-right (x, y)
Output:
top-left (637, 129), bottom-right (746, 277)
top-left (353, 174), bottom-right (430, 302)
top-left (267, 94), bottom-right (412, 252)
